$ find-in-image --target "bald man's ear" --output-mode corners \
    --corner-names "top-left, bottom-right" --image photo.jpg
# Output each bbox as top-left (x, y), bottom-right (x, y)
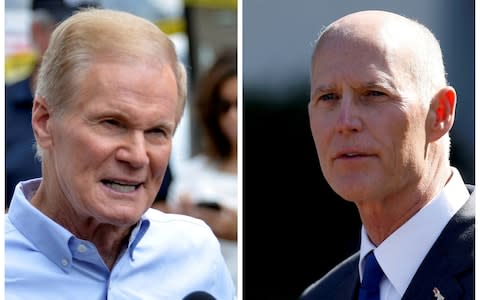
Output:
top-left (427, 87), bottom-right (456, 142)
top-left (32, 96), bottom-right (54, 150)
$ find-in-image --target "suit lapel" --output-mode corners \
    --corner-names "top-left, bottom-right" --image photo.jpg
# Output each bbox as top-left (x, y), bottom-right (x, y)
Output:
top-left (401, 192), bottom-right (474, 300)
top-left (310, 253), bottom-right (360, 300)
top-left (333, 253), bottom-right (360, 300)
top-left (335, 268), bottom-right (359, 300)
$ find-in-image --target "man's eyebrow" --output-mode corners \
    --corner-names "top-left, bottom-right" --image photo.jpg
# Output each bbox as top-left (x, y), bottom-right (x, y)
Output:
top-left (310, 73), bottom-right (398, 95)
top-left (363, 80), bottom-right (396, 90)
top-left (93, 108), bottom-right (176, 131)
top-left (311, 84), bottom-right (336, 97)
top-left (363, 71), bottom-right (398, 90)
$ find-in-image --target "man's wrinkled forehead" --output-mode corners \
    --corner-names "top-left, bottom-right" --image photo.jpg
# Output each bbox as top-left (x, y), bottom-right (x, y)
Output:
top-left (312, 12), bottom-right (418, 70)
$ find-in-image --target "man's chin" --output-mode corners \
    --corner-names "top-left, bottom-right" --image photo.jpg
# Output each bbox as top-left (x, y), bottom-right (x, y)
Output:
top-left (330, 181), bottom-right (374, 203)
top-left (99, 207), bottom-right (146, 227)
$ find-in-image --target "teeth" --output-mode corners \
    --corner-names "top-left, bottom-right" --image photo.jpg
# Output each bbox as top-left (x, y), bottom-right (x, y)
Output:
top-left (105, 182), bottom-right (137, 193)
top-left (346, 153), bottom-right (357, 157)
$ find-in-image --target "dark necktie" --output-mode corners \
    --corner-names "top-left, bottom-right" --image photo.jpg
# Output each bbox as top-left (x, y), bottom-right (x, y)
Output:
top-left (358, 251), bottom-right (384, 300)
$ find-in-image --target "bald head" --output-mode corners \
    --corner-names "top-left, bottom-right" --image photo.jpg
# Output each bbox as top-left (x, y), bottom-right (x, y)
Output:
top-left (324, 10), bottom-right (415, 36)
top-left (308, 10), bottom-right (455, 205)
top-left (312, 10), bottom-right (447, 101)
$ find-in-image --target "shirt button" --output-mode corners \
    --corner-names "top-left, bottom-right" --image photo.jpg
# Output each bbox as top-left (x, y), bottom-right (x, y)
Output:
top-left (77, 244), bottom-right (87, 253)
top-left (61, 258), bottom-right (69, 266)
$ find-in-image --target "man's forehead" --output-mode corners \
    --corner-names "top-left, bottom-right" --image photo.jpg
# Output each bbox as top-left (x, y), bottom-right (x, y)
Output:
top-left (312, 17), bottom-right (418, 80)
top-left (315, 10), bottom-right (416, 54)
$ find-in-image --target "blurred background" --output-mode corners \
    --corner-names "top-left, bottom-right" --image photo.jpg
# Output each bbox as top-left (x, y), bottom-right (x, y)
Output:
top-left (243, 0), bottom-right (474, 299)
top-left (5, 0), bottom-right (237, 206)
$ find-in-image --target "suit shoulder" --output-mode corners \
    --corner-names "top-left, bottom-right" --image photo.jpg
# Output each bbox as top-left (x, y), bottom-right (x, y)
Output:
top-left (300, 252), bottom-right (359, 300)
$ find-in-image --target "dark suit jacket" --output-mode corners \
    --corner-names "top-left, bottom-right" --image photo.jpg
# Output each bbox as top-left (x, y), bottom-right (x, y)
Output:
top-left (300, 185), bottom-right (475, 300)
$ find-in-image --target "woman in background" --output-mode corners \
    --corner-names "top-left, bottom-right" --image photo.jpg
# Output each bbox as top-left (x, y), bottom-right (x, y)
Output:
top-left (167, 48), bottom-right (238, 286)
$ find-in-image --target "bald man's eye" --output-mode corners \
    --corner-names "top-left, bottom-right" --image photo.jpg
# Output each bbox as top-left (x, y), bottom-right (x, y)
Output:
top-left (319, 93), bottom-right (338, 101)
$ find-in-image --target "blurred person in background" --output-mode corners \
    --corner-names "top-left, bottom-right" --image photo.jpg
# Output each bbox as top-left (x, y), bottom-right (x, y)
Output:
top-left (5, 9), bottom-right (235, 299)
top-left (5, 0), bottom-right (99, 209)
top-left (165, 48), bottom-right (238, 287)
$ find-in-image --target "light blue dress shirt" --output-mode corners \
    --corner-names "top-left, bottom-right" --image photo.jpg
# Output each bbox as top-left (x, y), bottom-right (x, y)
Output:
top-left (6, 179), bottom-right (236, 300)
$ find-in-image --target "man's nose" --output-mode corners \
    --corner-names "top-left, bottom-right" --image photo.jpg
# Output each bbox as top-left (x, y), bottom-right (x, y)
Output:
top-left (335, 95), bottom-right (362, 134)
top-left (115, 131), bottom-right (150, 168)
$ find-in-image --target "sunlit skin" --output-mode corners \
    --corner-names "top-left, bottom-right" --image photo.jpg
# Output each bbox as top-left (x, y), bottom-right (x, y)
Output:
top-left (31, 60), bottom-right (178, 267)
top-left (309, 11), bottom-right (456, 245)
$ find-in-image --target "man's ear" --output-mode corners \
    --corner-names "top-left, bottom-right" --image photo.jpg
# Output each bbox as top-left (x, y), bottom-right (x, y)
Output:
top-left (32, 96), bottom-right (54, 150)
top-left (427, 86), bottom-right (456, 142)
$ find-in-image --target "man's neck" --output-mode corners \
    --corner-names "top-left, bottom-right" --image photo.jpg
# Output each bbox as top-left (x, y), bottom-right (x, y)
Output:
top-left (30, 182), bottom-right (134, 270)
top-left (359, 166), bottom-right (453, 245)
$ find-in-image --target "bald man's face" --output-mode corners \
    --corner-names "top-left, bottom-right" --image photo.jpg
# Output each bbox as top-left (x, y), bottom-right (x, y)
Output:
top-left (309, 29), bottom-right (430, 204)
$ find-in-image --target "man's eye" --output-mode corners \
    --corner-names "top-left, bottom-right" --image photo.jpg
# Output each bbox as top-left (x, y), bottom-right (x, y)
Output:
top-left (103, 119), bottom-right (121, 127)
top-left (148, 128), bottom-right (166, 135)
top-left (147, 128), bottom-right (171, 140)
top-left (101, 119), bottom-right (127, 131)
top-left (366, 90), bottom-right (386, 97)
top-left (319, 93), bottom-right (337, 101)
top-left (146, 128), bottom-right (171, 144)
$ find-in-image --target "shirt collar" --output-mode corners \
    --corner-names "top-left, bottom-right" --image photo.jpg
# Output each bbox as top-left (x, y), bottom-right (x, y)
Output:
top-left (128, 214), bottom-right (150, 261)
top-left (8, 179), bottom-right (74, 272)
top-left (8, 179), bottom-right (151, 271)
top-left (358, 167), bottom-right (469, 295)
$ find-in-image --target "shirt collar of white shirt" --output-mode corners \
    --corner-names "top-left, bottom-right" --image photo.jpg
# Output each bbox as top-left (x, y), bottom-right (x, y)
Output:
top-left (358, 167), bottom-right (469, 297)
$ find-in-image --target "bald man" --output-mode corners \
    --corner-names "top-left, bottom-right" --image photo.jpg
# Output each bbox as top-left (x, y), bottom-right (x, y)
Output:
top-left (300, 10), bottom-right (474, 300)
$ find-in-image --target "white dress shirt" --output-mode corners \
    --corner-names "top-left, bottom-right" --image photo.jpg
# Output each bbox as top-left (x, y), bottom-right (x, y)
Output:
top-left (358, 168), bottom-right (470, 300)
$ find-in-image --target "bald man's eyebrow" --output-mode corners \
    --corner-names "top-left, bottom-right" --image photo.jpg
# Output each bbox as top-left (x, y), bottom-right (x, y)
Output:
top-left (362, 72), bottom-right (399, 92)
top-left (311, 84), bottom-right (337, 99)
top-left (363, 81), bottom-right (395, 91)
top-left (312, 83), bottom-right (335, 92)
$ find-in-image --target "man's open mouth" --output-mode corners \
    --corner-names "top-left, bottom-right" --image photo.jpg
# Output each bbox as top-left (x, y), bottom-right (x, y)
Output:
top-left (101, 180), bottom-right (142, 193)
